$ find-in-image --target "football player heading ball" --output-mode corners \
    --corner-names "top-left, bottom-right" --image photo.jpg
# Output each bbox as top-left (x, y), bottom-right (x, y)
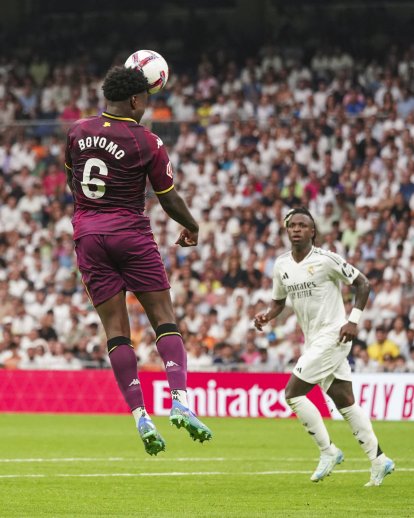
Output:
top-left (65, 64), bottom-right (212, 456)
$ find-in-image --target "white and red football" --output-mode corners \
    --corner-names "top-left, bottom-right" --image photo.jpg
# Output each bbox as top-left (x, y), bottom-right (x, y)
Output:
top-left (124, 49), bottom-right (169, 94)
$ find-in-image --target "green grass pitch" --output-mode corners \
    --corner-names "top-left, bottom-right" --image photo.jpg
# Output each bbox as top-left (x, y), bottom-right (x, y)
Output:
top-left (0, 414), bottom-right (412, 517)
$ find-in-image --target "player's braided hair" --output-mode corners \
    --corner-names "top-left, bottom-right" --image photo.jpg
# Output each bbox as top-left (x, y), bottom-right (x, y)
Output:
top-left (102, 66), bottom-right (149, 101)
top-left (283, 206), bottom-right (317, 244)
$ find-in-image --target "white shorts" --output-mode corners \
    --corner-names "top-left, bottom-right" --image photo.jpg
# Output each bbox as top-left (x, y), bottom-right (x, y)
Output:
top-left (292, 339), bottom-right (352, 392)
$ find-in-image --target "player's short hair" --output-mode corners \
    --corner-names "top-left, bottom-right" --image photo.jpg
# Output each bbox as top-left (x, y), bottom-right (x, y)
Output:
top-left (102, 66), bottom-right (149, 101)
top-left (283, 206), bottom-right (317, 243)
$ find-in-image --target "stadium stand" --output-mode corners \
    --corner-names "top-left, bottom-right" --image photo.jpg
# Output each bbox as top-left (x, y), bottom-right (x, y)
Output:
top-left (1, 29), bottom-right (414, 374)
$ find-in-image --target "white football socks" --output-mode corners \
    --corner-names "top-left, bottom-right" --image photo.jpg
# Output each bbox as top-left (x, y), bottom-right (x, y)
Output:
top-left (132, 406), bottom-right (150, 425)
top-left (287, 396), bottom-right (336, 454)
top-left (339, 403), bottom-right (380, 461)
top-left (171, 389), bottom-right (188, 407)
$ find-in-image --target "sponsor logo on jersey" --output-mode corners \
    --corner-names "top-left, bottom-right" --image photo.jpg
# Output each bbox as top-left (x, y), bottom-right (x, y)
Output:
top-left (282, 272), bottom-right (289, 280)
top-left (286, 281), bottom-right (317, 300)
top-left (166, 360), bottom-right (179, 368)
top-left (286, 281), bottom-right (317, 293)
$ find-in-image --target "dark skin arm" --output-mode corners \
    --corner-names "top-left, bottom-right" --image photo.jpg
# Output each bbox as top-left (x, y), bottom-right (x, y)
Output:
top-left (64, 163), bottom-right (73, 193)
top-left (157, 187), bottom-right (199, 247)
top-left (254, 298), bottom-right (286, 331)
top-left (339, 272), bottom-right (371, 343)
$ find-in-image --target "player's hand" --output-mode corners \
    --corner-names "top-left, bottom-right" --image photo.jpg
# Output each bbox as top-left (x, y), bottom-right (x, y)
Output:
top-left (175, 228), bottom-right (198, 247)
top-left (254, 312), bottom-right (269, 332)
top-left (339, 322), bottom-right (358, 344)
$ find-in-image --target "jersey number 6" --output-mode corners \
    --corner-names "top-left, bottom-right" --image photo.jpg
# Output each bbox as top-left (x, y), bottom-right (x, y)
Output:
top-left (81, 158), bottom-right (108, 199)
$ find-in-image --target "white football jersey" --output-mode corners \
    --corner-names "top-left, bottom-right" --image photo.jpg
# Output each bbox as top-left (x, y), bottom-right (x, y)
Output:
top-left (272, 246), bottom-right (360, 346)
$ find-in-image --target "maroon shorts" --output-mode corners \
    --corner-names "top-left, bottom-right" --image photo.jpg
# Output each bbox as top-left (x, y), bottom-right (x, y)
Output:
top-left (74, 231), bottom-right (170, 307)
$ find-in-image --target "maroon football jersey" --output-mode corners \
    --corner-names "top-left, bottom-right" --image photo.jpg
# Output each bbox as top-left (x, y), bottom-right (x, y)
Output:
top-left (65, 112), bottom-right (174, 239)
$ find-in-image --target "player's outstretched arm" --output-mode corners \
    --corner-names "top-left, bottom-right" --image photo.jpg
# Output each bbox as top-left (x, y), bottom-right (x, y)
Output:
top-left (157, 188), bottom-right (199, 247)
top-left (339, 272), bottom-right (371, 343)
top-left (254, 298), bottom-right (286, 331)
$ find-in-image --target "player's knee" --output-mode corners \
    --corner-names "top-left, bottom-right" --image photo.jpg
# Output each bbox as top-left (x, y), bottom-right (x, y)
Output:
top-left (284, 385), bottom-right (300, 401)
top-left (107, 336), bottom-right (132, 354)
top-left (336, 393), bottom-right (355, 410)
top-left (285, 388), bottom-right (293, 401)
top-left (285, 395), bottom-right (305, 410)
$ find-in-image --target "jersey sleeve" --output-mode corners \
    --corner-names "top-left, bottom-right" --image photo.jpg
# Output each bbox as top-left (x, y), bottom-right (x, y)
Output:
top-left (271, 261), bottom-right (288, 300)
top-left (325, 251), bottom-right (360, 285)
top-left (145, 132), bottom-right (174, 195)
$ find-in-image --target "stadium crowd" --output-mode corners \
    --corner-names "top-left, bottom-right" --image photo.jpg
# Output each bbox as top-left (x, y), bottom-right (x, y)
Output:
top-left (1, 42), bottom-right (414, 374)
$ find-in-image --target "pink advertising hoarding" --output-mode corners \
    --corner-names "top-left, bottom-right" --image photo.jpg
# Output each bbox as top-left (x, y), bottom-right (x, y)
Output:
top-left (0, 370), bottom-right (330, 417)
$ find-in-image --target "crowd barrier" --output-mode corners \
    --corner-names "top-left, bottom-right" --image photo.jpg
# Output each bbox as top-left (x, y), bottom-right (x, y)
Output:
top-left (0, 371), bottom-right (412, 420)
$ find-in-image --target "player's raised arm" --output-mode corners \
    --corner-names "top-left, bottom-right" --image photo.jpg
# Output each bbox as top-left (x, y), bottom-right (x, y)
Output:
top-left (254, 298), bottom-right (286, 331)
top-left (145, 130), bottom-right (199, 247)
top-left (156, 188), bottom-right (199, 247)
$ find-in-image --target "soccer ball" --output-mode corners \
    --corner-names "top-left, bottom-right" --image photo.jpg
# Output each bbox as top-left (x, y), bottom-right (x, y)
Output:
top-left (124, 49), bottom-right (169, 95)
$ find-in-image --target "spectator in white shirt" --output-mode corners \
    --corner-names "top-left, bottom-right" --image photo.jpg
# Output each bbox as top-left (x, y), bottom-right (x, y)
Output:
top-left (388, 316), bottom-right (409, 358)
top-left (354, 348), bottom-right (380, 373)
top-left (206, 113), bottom-right (229, 149)
top-left (187, 342), bottom-right (213, 371)
top-left (174, 123), bottom-right (198, 154)
top-left (372, 279), bottom-right (402, 321)
top-left (210, 94), bottom-right (232, 120)
top-left (0, 195), bottom-right (21, 232)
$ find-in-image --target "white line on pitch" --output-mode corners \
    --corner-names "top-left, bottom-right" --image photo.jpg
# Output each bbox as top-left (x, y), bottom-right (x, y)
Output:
top-left (0, 457), bottom-right (225, 463)
top-left (0, 456), bottom-right (405, 463)
top-left (0, 468), bottom-right (412, 479)
top-left (0, 457), bottom-right (126, 463)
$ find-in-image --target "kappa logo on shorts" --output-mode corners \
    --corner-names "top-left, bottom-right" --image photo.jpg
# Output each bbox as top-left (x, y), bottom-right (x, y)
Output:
top-left (166, 360), bottom-right (179, 368)
top-left (129, 378), bottom-right (140, 386)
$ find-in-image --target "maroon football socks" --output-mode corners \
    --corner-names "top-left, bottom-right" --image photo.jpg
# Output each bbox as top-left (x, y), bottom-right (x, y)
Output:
top-left (155, 324), bottom-right (187, 390)
top-left (107, 338), bottom-right (144, 411)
